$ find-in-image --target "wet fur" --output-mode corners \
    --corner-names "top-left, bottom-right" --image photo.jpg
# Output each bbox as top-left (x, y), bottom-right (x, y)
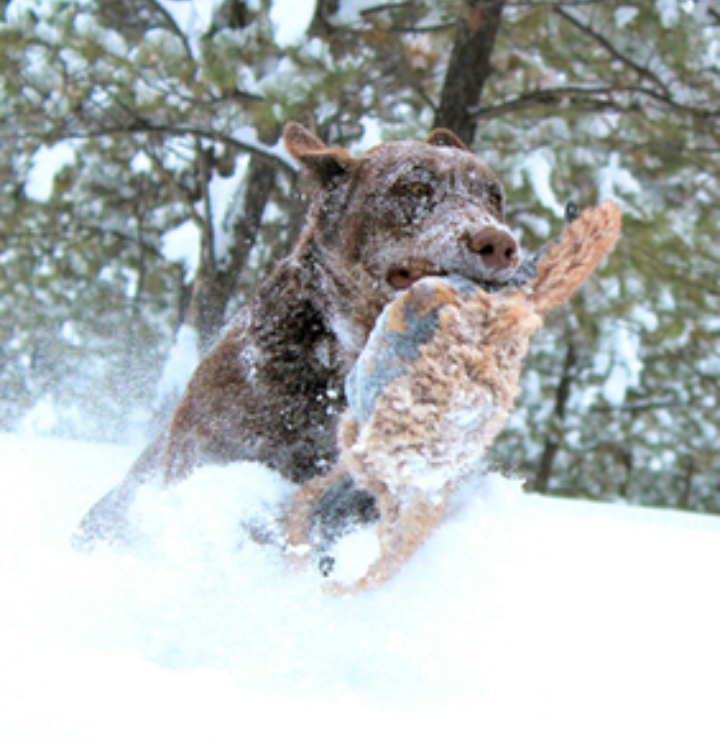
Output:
top-left (75, 123), bottom-right (523, 548)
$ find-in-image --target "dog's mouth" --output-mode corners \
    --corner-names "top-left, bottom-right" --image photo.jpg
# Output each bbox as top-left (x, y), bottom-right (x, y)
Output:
top-left (387, 261), bottom-right (446, 290)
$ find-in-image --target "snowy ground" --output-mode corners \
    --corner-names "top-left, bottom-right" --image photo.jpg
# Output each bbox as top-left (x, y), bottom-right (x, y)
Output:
top-left (2, 432), bottom-right (720, 739)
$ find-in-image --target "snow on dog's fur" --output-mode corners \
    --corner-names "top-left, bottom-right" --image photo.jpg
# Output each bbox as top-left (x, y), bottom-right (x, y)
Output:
top-left (75, 123), bottom-right (621, 594)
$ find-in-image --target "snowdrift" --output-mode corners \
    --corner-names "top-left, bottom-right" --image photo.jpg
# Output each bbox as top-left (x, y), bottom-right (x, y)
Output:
top-left (2, 432), bottom-right (720, 739)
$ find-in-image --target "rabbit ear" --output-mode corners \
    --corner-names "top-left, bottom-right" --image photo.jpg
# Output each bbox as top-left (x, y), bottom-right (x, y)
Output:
top-left (425, 128), bottom-right (470, 152)
top-left (283, 122), bottom-right (357, 185)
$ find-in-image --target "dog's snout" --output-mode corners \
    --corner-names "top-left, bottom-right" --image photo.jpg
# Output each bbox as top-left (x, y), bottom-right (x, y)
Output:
top-left (466, 226), bottom-right (518, 272)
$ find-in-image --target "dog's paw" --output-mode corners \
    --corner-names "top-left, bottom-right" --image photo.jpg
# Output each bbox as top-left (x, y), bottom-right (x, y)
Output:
top-left (346, 275), bottom-right (479, 425)
top-left (308, 474), bottom-right (379, 576)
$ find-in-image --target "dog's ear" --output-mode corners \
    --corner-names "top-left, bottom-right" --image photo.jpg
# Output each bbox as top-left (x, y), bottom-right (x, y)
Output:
top-left (283, 122), bottom-right (356, 185)
top-left (425, 128), bottom-right (470, 152)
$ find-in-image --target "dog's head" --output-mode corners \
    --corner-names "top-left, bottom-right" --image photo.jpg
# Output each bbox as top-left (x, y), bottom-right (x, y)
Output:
top-left (284, 123), bottom-right (520, 357)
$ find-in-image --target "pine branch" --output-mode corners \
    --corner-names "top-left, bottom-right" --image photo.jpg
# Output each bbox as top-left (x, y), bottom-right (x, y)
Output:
top-left (471, 83), bottom-right (720, 123)
top-left (470, 85), bottom-right (618, 119)
top-left (554, 5), bottom-right (671, 95)
top-left (5, 122), bottom-right (295, 175)
top-left (143, 0), bottom-right (195, 61)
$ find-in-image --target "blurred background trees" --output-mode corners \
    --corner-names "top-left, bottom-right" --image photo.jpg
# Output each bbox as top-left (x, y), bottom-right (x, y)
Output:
top-left (1, 0), bottom-right (718, 511)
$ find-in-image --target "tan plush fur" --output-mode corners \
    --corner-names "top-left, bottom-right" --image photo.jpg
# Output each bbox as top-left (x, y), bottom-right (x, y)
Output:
top-left (286, 201), bottom-right (622, 593)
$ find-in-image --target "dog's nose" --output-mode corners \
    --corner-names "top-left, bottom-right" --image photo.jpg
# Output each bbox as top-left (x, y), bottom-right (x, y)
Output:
top-left (467, 226), bottom-right (518, 272)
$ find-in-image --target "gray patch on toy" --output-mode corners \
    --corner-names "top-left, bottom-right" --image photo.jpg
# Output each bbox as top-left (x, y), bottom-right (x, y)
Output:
top-left (346, 276), bottom-right (478, 424)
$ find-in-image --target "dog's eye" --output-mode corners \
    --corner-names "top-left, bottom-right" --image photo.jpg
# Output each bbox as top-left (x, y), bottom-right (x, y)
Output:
top-left (487, 182), bottom-right (504, 211)
top-left (407, 181), bottom-right (433, 198)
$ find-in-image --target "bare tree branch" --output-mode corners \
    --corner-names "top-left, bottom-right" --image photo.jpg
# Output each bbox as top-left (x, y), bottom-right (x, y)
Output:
top-left (471, 83), bottom-right (720, 122)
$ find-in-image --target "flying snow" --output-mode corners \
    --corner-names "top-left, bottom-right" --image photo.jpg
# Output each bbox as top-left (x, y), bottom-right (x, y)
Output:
top-left (156, 324), bottom-right (200, 403)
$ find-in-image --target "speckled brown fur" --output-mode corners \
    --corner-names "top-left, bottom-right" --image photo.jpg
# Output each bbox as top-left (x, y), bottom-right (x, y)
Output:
top-left (75, 122), bottom-right (522, 547)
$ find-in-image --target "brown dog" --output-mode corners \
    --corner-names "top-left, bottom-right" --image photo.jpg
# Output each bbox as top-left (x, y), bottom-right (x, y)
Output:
top-left (75, 122), bottom-right (524, 547)
top-left (75, 124), bottom-right (620, 596)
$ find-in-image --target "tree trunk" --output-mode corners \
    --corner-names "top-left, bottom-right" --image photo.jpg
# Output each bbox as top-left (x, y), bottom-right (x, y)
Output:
top-left (677, 456), bottom-right (695, 510)
top-left (184, 154), bottom-right (278, 351)
top-left (534, 340), bottom-right (577, 493)
top-left (217, 155), bottom-right (279, 310)
top-left (433, 0), bottom-right (506, 146)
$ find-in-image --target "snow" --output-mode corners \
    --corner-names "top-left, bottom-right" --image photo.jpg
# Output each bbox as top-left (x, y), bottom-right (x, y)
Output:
top-left (3, 432), bottom-right (720, 738)
top-left (231, 124), bottom-right (298, 171)
top-left (597, 152), bottom-right (642, 205)
top-left (156, 324), bottom-right (200, 402)
top-left (657, 0), bottom-right (681, 27)
top-left (704, 32), bottom-right (720, 71)
top-left (352, 114), bottom-right (384, 154)
top-left (597, 323), bottom-right (644, 406)
top-left (269, 0), bottom-right (316, 46)
top-left (328, 528), bottom-right (382, 585)
top-left (160, 219), bottom-right (201, 280)
top-left (130, 150), bottom-right (153, 174)
top-left (24, 141), bottom-right (77, 202)
top-left (207, 161), bottom-right (249, 263)
top-left (518, 149), bottom-right (565, 219)
top-left (16, 397), bottom-right (83, 436)
top-left (74, 11), bottom-right (127, 57)
top-left (631, 303), bottom-right (660, 333)
top-left (614, 6), bottom-right (639, 28)
top-left (6, 0), bottom-right (57, 28)
top-left (332, 0), bottom-right (404, 24)
top-left (156, 0), bottom-right (225, 53)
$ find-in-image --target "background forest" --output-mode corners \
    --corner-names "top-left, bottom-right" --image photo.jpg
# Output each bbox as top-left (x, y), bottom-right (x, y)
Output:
top-left (1, 0), bottom-right (718, 512)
